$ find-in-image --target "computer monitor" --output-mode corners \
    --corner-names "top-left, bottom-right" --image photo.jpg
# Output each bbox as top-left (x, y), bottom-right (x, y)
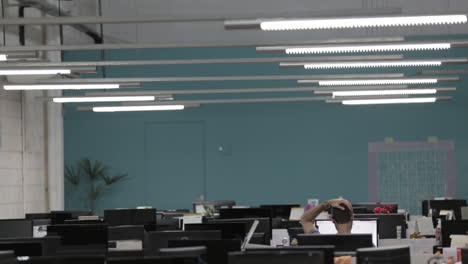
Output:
top-left (17, 255), bottom-right (107, 264)
top-left (107, 256), bottom-right (198, 264)
top-left (193, 201), bottom-right (236, 215)
top-left (246, 246), bottom-right (335, 264)
top-left (104, 209), bottom-right (157, 227)
top-left (64, 219), bottom-right (106, 225)
top-left (353, 207), bottom-right (368, 214)
top-left (207, 218), bottom-right (271, 245)
top-left (168, 239), bottom-right (241, 264)
top-left (0, 219), bottom-right (33, 238)
top-left (0, 237), bottom-right (61, 257)
top-left (185, 223), bottom-right (246, 240)
top-left (46, 224), bottom-right (108, 255)
top-left (316, 219), bottom-right (378, 247)
top-left (422, 200), bottom-right (467, 220)
top-left (219, 208), bottom-right (273, 219)
top-left (297, 234), bottom-right (373, 252)
top-left (441, 220), bottom-right (468, 247)
top-left (49, 212), bottom-right (73, 225)
top-left (279, 220), bottom-right (302, 229)
top-left (287, 228), bottom-right (304, 240)
top-left (144, 230), bottom-right (221, 256)
top-left (0, 250), bottom-right (16, 264)
top-left (354, 214), bottom-right (407, 239)
top-left (25, 214), bottom-right (51, 221)
top-left (0, 242), bottom-right (42, 257)
top-left (228, 250), bottom-right (324, 264)
top-left (259, 204), bottom-right (301, 219)
top-left (352, 203), bottom-right (398, 214)
top-left (356, 246), bottom-right (410, 264)
top-left (50, 211), bottom-right (92, 219)
top-left (109, 225), bottom-right (145, 241)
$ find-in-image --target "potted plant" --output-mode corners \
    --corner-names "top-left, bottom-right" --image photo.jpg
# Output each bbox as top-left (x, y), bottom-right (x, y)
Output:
top-left (65, 158), bottom-right (128, 213)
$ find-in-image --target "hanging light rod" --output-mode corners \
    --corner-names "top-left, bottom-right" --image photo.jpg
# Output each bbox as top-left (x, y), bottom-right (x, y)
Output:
top-left (36, 73), bottom-right (404, 84)
top-left (0, 37), bottom-right (404, 52)
top-left (0, 66), bottom-right (95, 76)
top-left (225, 14), bottom-right (467, 30)
top-left (257, 40), bottom-right (468, 54)
top-left (3, 82), bottom-right (140, 90)
top-left (317, 87), bottom-right (456, 97)
top-left (327, 96), bottom-right (452, 105)
top-left (93, 105), bottom-right (186, 112)
top-left (313, 86), bottom-right (454, 93)
top-left (52, 96), bottom-right (157, 103)
top-left (82, 85), bottom-right (409, 97)
top-left (0, 66), bottom-right (96, 76)
top-left (2, 55), bottom-right (404, 68)
top-left (298, 77), bottom-right (459, 86)
top-left (0, 51), bottom-right (39, 61)
top-left (280, 58), bottom-right (468, 69)
top-left (0, 7), bottom-right (402, 25)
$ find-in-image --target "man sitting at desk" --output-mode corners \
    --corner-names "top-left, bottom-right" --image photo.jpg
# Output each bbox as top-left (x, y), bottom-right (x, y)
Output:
top-left (301, 199), bottom-right (353, 234)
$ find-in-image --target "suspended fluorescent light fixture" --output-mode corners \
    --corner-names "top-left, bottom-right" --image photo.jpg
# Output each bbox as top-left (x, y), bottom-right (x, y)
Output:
top-left (53, 96), bottom-right (156, 103)
top-left (4, 84), bottom-right (120, 90)
top-left (0, 69), bottom-right (71, 75)
top-left (315, 79), bottom-right (439, 86)
top-left (331, 89), bottom-right (438, 97)
top-left (225, 14), bottom-right (467, 31)
top-left (280, 60), bottom-right (447, 69)
top-left (341, 97), bottom-right (438, 105)
top-left (257, 43), bottom-right (453, 54)
top-left (0, 51), bottom-right (39, 61)
top-left (93, 105), bottom-right (185, 112)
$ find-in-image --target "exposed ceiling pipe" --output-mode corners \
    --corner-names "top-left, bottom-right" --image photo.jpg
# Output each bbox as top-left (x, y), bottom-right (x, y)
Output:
top-left (15, 0), bottom-right (103, 43)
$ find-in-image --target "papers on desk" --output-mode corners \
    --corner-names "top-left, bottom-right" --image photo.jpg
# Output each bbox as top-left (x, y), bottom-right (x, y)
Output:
top-left (182, 214), bottom-right (203, 229)
top-left (415, 217), bottom-right (435, 236)
top-left (379, 238), bottom-right (436, 255)
top-left (289, 207), bottom-right (304, 221)
top-left (271, 229), bottom-right (290, 247)
top-left (450, 235), bottom-right (468, 248)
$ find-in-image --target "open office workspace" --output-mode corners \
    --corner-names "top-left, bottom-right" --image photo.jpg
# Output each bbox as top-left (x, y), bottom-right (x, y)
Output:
top-left (1, 0), bottom-right (468, 264)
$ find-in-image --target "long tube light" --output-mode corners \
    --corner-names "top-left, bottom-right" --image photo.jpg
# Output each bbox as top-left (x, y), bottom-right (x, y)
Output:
top-left (0, 54), bottom-right (7, 61)
top-left (258, 43), bottom-right (453, 54)
top-left (312, 79), bottom-right (439, 86)
top-left (0, 69), bottom-right (71, 75)
top-left (53, 96), bottom-right (156, 103)
top-left (238, 14), bottom-right (468, 31)
top-left (281, 60), bottom-right (446, 69)
top-left (4, 84), bottom-right (121, 90)
top-left (332, 89), bottom-right (438, 97)
top-left (93, 105), bottom-right (185, 112)
top-left (341, 97), bottom-right (438, 105)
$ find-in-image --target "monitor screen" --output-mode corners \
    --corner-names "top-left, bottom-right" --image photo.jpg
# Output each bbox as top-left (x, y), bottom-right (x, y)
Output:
top-left (0, 242), bottom-right (42, 257)
top-left (316, 219), bottom-right (378, 246)
top-left (104, 209), bottom-right (156, 227)
top-left (228, 251), bottom-right (324, 264)
top-left (0, 219), bottom-right (33, 239)
top-left (46, 224), bottom-right (108, 246)
top-left (185, 223), bottom-right (246, 240)
top-left (297, 234), bottom-right (373, 252)
top-left (357, 246), bottom-right (410, 264)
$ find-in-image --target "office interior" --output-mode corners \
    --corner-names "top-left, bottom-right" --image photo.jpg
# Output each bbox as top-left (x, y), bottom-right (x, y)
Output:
top-left (0, 0), bottom-right (468, 263)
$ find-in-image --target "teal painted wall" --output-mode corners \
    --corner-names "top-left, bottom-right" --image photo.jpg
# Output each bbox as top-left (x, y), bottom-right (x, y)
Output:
top-left (63, 35), bottom-right (468, 215)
